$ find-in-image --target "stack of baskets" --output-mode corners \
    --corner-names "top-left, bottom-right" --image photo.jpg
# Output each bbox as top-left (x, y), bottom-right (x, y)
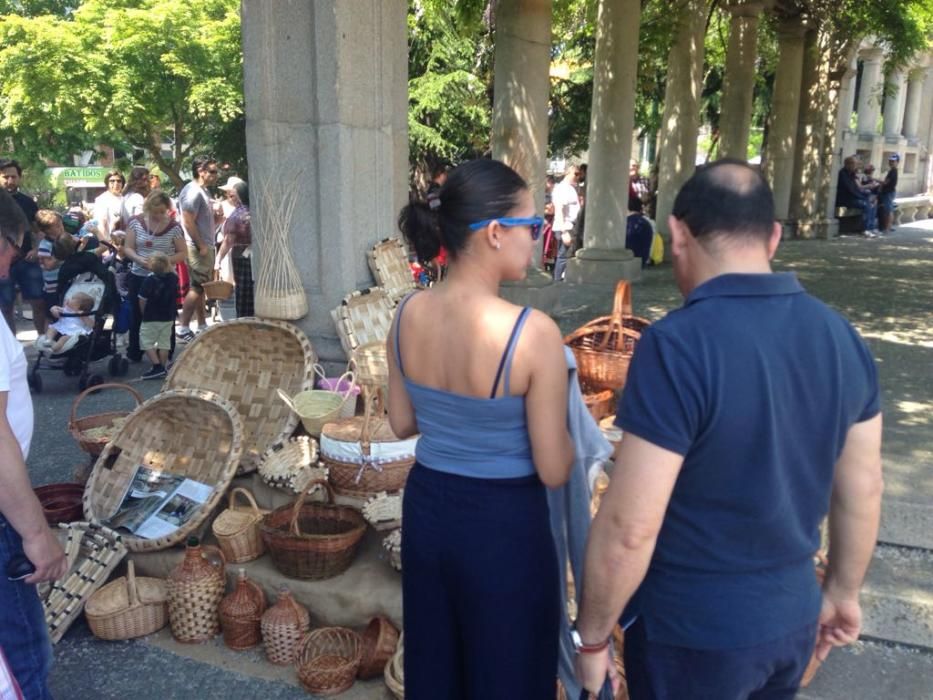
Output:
top-left (85, 560), bottom-right (168, 640)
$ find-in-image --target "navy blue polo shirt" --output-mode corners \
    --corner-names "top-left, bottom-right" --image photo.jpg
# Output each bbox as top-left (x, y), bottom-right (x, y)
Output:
top-left (615, 272), bottom-right (880, 650)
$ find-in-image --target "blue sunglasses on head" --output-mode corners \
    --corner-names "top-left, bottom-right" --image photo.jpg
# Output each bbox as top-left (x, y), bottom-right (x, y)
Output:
top-left (468, 216), bottom-right (544, 241)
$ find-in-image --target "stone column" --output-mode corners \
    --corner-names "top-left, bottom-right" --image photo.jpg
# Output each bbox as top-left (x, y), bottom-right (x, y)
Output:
top-left (856, 48), bottom-right (885, 136)
top-left (789, 29), bottom-right (827, 228)
top-left (823, 48), bottom-right (859, 224)
top-left (718, 1), bottom-right (765, 159)
top-left (491, 0), bottom-right (552, 212)
top-left (837, 55), bottom-right (858, 133)
top-left (763, 16), bottom-right (806, 223)
top-left (902, 68), bottom-right (927, 140)
top-left (654, 0), bottom-right (707, 240)
top-left (565, 0), bottom-right (643, 286)
top-left (241, 0), bottom-right (408, 363)
top-left (883, 69), bottom-right (907, 138)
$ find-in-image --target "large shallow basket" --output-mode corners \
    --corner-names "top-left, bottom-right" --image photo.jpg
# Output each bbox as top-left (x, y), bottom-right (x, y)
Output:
top-left (83, 389), bottom-right (244, 553)
top-left (164, 319), bottom-right (316, 473)
top-left (358, 615), bottom-right (399, 680)
top-left (296, 627), bottom-right (363, 696)
top-left (69, 383), bottom-right (143, 457)
top-left (85, 560), bottom-right (168, 641)
top-left (367, 238), bottom-right (416, 306)
top-left (260, 480), bottom-right (367, 580)
top-left (564, 281), bottom-right (650, 392)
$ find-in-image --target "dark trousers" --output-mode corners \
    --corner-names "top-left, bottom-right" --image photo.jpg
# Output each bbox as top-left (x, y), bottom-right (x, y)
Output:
top-left (624, 617), bottom-right (818, 700)
top-left (402, 463), bottom-right (560, 700)
top-left (127, 273), bottom-right (175, 361)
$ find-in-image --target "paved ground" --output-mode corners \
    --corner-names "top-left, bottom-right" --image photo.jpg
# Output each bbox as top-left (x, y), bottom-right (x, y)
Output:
top-left (18, 222), bottom-right (933, 698)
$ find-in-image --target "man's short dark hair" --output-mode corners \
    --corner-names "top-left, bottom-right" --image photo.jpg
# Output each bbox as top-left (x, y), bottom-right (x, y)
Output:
top-left (0, 159), bottom-right (22, 176)
top-left (672, 159), bottom-right (775, 243)
top-left (191, 154), bottom-right (216, 177)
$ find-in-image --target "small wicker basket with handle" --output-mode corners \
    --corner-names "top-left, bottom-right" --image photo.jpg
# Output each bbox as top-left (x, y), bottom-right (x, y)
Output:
top-left (85, 560), bottom-right (168, 641)
top-left (212, 487), bottom-right (268, 564)
top-left (68, 383), bottom-right (142, 457)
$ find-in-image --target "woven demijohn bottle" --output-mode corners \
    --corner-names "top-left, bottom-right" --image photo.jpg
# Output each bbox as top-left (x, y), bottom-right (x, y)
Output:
top-left (219, 569), bottom-right (266, 650)
top-left (166, 536), bottom-right (226, 643)
top-left (260, 586), bottom-right (310, 665)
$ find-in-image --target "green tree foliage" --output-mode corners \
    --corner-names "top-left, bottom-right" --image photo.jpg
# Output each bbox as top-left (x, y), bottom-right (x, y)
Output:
top-left (0, 0), bottom-right (243, 186)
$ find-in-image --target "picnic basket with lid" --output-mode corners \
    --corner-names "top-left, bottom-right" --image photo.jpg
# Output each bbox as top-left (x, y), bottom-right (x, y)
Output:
top-left (163, 319), bottom-right (316, 473)
top-left (85, 560), bottom-right (168, 641)
top-left (260, 480), bottom-right (367, 580)
top-left (69, 383), bottom-right (143, 457)
top-left (211, 487), bottom-right (268, 563)
top-left (261, 586), bottom-right (310, 665)
top-left (83, 389), bottom-right (244, 553)
top-left (296, 626), bottom-right (363, 696)
top-left (564, 280), bottom-right (650, 392)
top-left (166, 536), bottom-right (226, 644)
top-left (219, 569), bottom-right (266, 650)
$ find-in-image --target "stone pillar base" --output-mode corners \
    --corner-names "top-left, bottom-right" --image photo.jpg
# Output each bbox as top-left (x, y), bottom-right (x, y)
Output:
top-left (563, 247), bottom-right (642, 286)
top-left (796, 218), bottom-right (838, 239)
top-left (500, 268), bottom-right (560, 313)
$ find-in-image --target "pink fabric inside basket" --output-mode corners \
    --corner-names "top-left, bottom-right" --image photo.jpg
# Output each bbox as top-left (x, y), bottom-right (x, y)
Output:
top-left (317, 377), bottom-right (361, 396)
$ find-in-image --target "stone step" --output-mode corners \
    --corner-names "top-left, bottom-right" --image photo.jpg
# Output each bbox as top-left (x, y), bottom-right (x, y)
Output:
top-left (861, 544), bottom-right (933, 649)
top-left (879, 500), bottom-right (933, 550)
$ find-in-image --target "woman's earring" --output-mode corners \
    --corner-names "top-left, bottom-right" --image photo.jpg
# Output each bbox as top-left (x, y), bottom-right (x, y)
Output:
top-left (495, 242), bottom-right (501, 250)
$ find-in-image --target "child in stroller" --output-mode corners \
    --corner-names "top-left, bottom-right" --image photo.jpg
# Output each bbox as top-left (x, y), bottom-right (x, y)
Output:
top-left (35, 291), bottom-right (95, 354)
top-left (28, 235), bottom-right (129, 393)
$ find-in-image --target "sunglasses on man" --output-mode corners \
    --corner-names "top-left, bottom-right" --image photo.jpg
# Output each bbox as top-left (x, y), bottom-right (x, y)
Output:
top-left (468, 216), bottom-right (544, 241)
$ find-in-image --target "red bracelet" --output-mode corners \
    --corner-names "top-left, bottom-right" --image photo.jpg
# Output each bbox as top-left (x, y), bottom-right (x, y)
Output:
top-left (571, 628), bottom-right (610, 654)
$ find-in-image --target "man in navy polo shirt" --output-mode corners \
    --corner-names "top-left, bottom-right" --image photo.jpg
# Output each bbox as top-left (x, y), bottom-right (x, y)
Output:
top-left (575, 160), bottom-right (883, 699)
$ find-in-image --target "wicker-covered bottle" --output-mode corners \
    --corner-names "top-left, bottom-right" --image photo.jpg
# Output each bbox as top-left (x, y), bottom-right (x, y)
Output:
top-left (219, 569), bottom-right (266, 650)
top-left (260, 586), bottom-right (310, 665)
top-left (166, 536), bottom-right (226, 643)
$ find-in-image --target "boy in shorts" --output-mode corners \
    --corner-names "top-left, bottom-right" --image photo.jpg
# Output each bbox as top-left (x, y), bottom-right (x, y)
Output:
top-left (138, 252), bottom-right (178, 380)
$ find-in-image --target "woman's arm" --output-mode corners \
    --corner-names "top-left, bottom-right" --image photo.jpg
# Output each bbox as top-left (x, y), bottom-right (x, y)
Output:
top-left (123, 224), bottom-right (147, 267)
top-left (216, 231), bottom-right (234, 268)
top-left (170, 231), bottom-right (187, 265)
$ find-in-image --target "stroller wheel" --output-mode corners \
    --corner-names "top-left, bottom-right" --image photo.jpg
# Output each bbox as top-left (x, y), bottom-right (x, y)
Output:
top-left (28, 371), bottom-right (42, 393)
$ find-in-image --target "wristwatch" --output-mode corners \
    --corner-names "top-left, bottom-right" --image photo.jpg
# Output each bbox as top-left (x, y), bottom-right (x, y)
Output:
top-left (570, 625), bottom-right (610, 654)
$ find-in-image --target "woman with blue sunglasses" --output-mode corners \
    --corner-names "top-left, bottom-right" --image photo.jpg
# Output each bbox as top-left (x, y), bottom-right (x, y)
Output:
top-left (388, 159), bottom-right (574, 698)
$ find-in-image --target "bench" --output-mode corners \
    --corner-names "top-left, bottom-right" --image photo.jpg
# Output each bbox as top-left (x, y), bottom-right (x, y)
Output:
top-left (835, 207), bottom-right (865, 234)
top-left (893, 195), bottom-right (932, 225)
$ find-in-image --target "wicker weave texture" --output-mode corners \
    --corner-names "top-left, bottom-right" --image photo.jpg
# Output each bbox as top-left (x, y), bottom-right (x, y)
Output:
top-left (167, 544), bottom-right (226, 644)
top-left (164, 319), bottom-right (316, 472)
top-left (383, 632), bottom-right (404, 699)
top-left (332, 287), bottom-right (395, 355)
top-left (219, 572), bottom-right (266, 650)
top-left (358, 616), bottom-right (399, 680)
top-left (261, 590), bottom-right (310, 665)
top-left (85, 560), bottom-right (168, 641)
top-left (367, 238), bottom-right (415, 306)
top-left (69, 383), bottom-right (142, 457)
top-left (83, 389), bottom-right (244, 553)
top-left (296, 627), bottom-right (362, 696)
top-left (212, 488), bottom-right (268, 564)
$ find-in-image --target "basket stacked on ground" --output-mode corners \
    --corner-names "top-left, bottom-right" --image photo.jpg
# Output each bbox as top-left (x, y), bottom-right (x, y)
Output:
top-left (257, 436), bottom-right (327, 494)
top-left (367, 238), bottom-right (417, 306)
top-left (564, 281), bottom-right (650, 392)
top-left (296, 627), bottom-right (363, 696)
top-left (260, 480), bottom-right (367, 580)
top-left (212, 487), bottom-right (268, 563)
top-left (68, 383), bottom-right (143, 458)
top-left (83, 389), bottom-right (244, 552)
top-left (163, 319), bottom-right (316, 473)
top-left (358, 616), bottom-right (400, 680)
top-left (34, 483), bottom-right (85, 525)
top-left (277, 387), bottom-right (347, 438)
top-left (85, 560), bottom-right (168, 640)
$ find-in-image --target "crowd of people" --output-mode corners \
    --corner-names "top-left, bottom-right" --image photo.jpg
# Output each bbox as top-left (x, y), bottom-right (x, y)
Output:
top-left (835, 153), bottom-right (900, 237)
top-left (0, 156), bottom-right (254, 380)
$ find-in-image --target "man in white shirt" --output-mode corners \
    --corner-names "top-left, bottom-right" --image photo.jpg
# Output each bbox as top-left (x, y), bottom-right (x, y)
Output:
top-left (551, 166), bottom-right (581, 281)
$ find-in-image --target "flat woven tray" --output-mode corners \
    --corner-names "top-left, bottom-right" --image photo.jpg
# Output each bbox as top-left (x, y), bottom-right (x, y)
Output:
top-left (331, 287), bottom-right (395, 355)
top-left (83, 389), bottom-right (244, 552)
top-left (164, 319), bottom-right (316, 473)
top-left (258, 436), bottom-right (329, 494)
top-left (367, 238), bottom-right (415, 306)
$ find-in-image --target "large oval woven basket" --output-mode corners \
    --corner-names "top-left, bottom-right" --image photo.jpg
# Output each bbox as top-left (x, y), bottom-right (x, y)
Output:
top-left (564, 281), bottom-right (650, 392)
top-left (83, 389), bottom-right (244, 552)
top-left (164, 319), bottom-right (316, 473)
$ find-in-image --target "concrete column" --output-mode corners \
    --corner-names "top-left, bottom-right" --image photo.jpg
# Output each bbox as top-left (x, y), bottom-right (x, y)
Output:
top-left (654, 0), bottom-right (707, 240)
top-left (719, 1), bottom-right (765, 159)
top-left (763, 16), bottom-right (807, 222)
top-left (902, 68), bottom-right (927, 140)
top-left (856, 48), bottom-right (885, 135)
top-left (824, 48), bottom-right (860, 224)
top-left (565, 0), bottom-right (643, 286)
top-left (837, 55), bottom-right (858, 133)
top-left (883, 69), bottom-right (907, 138)
top-left (241, 0), bottom-right (408, 363)
top-left (491, 0), bottom-right (552, 212)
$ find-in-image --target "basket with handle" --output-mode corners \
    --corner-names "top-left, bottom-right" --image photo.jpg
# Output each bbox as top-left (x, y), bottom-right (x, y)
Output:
top-left (85, 560), bottom-right (168, 641)
top-left (583, 385), bottom-right (615, 422)
top-left (260, 480), bottom-right (367, 580)
top-left (564, 281), bottom-right (650, 392)
top-left (295, 627), bottom-right (363, 696)
top-left (314, 365), bottom-right (359, 419)
top-left (277, 387), bottom-right (347, 438)
top-left (68, 383), bottom-right (143, 457)
top-left (212, 487), bottom-right (269, 564)
top-left (357, 615), bottom-right (399, 680)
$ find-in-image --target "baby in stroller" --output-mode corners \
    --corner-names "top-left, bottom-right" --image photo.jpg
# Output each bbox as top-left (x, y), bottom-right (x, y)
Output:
top-left (35, 291), bottom-right (95, 354)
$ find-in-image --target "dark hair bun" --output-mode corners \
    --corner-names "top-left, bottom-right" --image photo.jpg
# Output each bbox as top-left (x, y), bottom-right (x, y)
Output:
top-left (398, 201), bottom-right (442, 262)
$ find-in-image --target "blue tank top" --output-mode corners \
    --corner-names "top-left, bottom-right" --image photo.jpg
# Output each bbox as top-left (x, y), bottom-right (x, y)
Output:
top-left (394, 294), bottom-right (536, 479)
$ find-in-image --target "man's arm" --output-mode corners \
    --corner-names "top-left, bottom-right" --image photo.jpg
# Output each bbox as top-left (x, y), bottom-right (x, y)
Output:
top-left (816, 414), bottom-right (883, 660)
top-left (180, 209), bottom-right (206, 252)
top-left (575, 433), bottom-right (684, 691)
top-left (0, 392), bottom-right (67, 583)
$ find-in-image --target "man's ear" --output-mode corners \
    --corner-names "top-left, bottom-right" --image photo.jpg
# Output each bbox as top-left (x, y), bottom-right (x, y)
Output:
top-left (766, 221), bottom-right (782, 260)
top-left (668, 215), bottom-right (689, 256)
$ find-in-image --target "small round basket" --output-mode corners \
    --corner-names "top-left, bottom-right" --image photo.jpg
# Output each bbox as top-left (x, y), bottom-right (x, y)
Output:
top-left (384, 633), bottom-right (404, 699)
top-left (85, 560), bottom-right (168, 641)
top-left (277, 388), bottom-right (347, 438)
top-left (358, 616), bottom-right (399, 680)
top-left (211, 488), bottom-right (269, 564)
top-left (257, 436), bottom-right (328, 493)
top-left (296, 627), bottom-right (362, 697)
top-left (68, 383), bottom-right (143, 457)
top-left (202, 280), bottom-right (234, 301)
top-left (34, 483), bottom-right (85, 525)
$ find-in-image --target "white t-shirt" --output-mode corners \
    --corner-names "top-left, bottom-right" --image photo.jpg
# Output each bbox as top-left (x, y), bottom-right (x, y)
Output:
top-left (552, 179), bottom-right (580, 233)
top-left (120, 192), bottom-right (145, 225)
top-left (93, 191), bottom-right (123, 237)
top-left (0, 323), bottom-right (33, 459)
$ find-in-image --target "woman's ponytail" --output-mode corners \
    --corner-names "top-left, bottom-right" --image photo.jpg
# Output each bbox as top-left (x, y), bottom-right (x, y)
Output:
top-left (398, 200), bottom-right (443, 263)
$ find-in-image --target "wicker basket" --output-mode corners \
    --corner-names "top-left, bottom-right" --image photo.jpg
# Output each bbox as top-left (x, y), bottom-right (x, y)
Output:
top-left (564, 281), bottom-right (650, 392)
top-left (260, 480), bottom-right (367, 580)
top-left (384, 632), bottom-right (404, 699)
top-left (367, 238), bottom-right (416, 306)
top-left (296, 627), bottom-right (363, 696)
top-left (261, 587), bottom-right (311, 665)
top-left (164, 319), bottom-right (316, 473)
top-left (69, 383), bottom-right (143, 457)
top-left (277, 388), bottom-right (347, 438)
top-left (383, 529), bottom-right (402, 572)
top-left (34, 483), bottom-right (85, 525)
top-left (313, 366), bottom-right (359, 419)
top-left (257, 436), bottom-right (328, 494)
top-left (349, 342), bottom-right (389, 396)
top-left (583, 385), bottom-right (615, 422)
top-left (362, 491), bottom-right (403, 532)
top-left (42, 522), bottom-right (128, 643)
top-left (85, 560), bottom-right (168, 641)
top-left (202, 279), bottom-right (234, 301)
top-left (83, 389), bottom-right (244, 553)
top-left (358, 616), bottom-right (399, 680)
top-left (212, 488), bottom-right (268, 564)
top-left (331, 287), bottom-right (395, 356)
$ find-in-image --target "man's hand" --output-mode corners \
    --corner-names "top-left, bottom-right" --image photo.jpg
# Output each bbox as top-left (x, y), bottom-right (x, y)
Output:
top-left (198, 242), bottom-right (210, 257)
top-left (575, 649), bottom-right (619, 696)
top-left (24, 249), bottom-right (38, 262)
top-left (561, 231), bottom-right (573, 247)
top-left (21, 526), bottom-right (68, 584)
top-left (814, 590), bottom-right (862, 661)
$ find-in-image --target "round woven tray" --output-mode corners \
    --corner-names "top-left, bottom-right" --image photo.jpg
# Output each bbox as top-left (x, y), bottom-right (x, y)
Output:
top-left (296, 627), bottom-right (362, 696)
top-left (257, 436), bottom-right (328, 494)
top-left (83, 389), bottom-right (244, 553)
top-left (69, 383), bottom-right (143, 457)
top-left (164, 319), bottom-right (316, 473)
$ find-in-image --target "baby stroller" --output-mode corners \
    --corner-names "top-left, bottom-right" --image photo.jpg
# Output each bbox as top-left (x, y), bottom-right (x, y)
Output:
top-left (28, 251), bottom-right (129, 393)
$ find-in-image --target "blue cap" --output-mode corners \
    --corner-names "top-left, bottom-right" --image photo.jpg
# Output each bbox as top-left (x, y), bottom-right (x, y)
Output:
top-left (889, 154), bottom-right (900, 162)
